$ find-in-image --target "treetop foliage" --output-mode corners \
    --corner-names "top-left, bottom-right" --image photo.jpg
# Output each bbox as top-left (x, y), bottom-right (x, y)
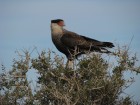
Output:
top-left (0, 46), bottom-right (140, 105)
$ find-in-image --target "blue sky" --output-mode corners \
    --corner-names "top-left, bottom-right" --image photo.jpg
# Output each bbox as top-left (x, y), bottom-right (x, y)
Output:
top-left (0, 0), bottom-right (140, 101)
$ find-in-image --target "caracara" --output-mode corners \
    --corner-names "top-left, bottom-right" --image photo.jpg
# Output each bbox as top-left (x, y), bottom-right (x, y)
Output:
top-left (50, 19), bottom-right (114, 68)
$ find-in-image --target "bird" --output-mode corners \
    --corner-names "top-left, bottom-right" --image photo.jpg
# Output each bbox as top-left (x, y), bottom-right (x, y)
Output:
top-left (50, 19), bottom-right (114, 68)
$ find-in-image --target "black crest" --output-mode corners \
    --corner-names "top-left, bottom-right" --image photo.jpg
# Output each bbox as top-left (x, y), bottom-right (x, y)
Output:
top-left (51, 19), bottom-right (64, 23)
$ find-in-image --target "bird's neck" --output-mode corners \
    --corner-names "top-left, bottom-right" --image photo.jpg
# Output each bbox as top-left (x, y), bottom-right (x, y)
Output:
top-left (51, 23), bottom-right (63, 35)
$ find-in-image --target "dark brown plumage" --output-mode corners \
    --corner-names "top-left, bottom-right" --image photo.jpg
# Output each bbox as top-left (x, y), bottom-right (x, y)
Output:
top-left (51, 19), bottom-right (114, 68)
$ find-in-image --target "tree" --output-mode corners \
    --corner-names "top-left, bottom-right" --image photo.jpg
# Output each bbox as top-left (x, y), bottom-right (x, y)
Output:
top-left (0, 46), bottom-right (140, 105)
top-left (0, 51), bottom-right (33, 105)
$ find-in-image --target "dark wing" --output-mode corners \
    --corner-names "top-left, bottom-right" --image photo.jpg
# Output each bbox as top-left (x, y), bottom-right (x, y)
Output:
top-left (61, 30), bottom-right (114, 49)
top-left (61, 30), bottom-right (103, 48)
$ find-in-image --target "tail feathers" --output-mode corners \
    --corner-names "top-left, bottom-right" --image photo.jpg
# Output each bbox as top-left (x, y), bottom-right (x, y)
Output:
top-left (102, 42), bottom-right (114, 48)
top-left (90, 46), bottom-right (112, 53)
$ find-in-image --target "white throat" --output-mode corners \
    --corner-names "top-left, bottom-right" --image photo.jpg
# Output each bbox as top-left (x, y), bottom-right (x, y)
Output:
top-left (51, 23), bottom-right (63, 35)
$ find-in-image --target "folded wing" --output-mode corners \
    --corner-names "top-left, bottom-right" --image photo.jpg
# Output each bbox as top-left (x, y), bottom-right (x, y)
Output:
top-left (61, 30), bottom-right (114, 53)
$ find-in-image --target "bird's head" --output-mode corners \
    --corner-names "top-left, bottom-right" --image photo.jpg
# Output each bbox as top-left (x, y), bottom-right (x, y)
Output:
top-left (51, 19), bottom-right (65, 27)
top-left (51, 19), bottom-right (65, 34)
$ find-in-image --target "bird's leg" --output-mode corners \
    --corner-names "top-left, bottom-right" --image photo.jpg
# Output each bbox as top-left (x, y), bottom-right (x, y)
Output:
top-left (88, 44), bottom-right (92, 53)
top-left (67, 49), bottom-right (73, 59)
top-left (84, 44), bottom-right (92, 55)
top-left (66, 59), bottom-right (74, 69)
top-left (66, 46), bottom-right (80, 69)
top-left (74, 46), bottom-right (80, 69)
top-left (66, 60), bottom-right (69, 69)
top-left (67, 48), bottom-right (76, 69)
